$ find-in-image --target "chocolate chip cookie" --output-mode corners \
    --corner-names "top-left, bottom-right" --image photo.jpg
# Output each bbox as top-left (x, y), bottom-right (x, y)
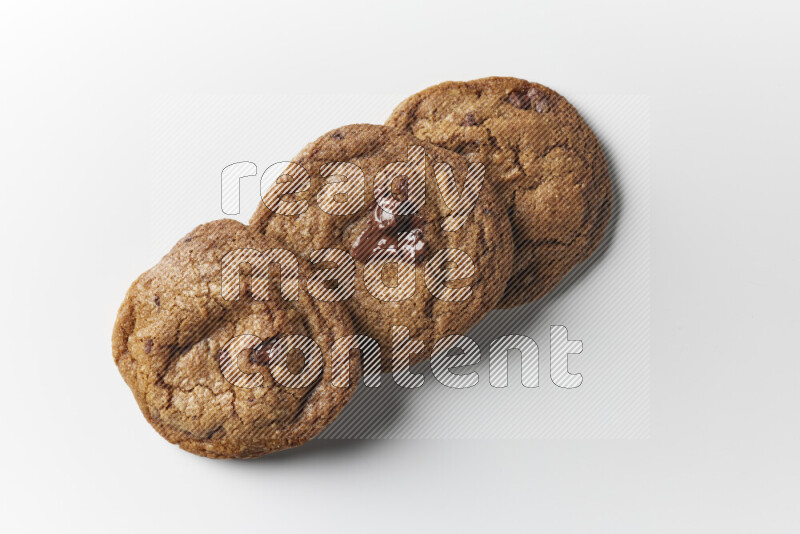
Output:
top-left (249, 124), bottom-right (514, 371)
top-left (112, 219), bottom-right (360, 458)
top-left (386, 77), bottom-right (612, 308)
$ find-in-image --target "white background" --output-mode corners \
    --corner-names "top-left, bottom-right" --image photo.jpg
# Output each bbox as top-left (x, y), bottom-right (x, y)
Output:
top-left (1, 1), bottom-right (798, 532)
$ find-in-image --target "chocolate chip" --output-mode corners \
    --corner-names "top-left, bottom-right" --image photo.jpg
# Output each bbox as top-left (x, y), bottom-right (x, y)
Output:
top-left (144, 339), bottom-right (154, 353)
top-left (154, 295), bottom-right (160, 307)
top-left (527, 87), bottom-right (551, 113)
top-left (461, 112), bottom-right (477, 126)
top-left (331, 132), bottom-right (344, 139)
top-left (506, 90), bottom-right (531, 110)
top-left (506, 86), bottom-right (551, 113)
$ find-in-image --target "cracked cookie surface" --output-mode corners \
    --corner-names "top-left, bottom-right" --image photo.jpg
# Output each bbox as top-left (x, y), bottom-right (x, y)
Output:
top-left (386, 77), bottom-right (612, 308)
top-left (112, 219), bottom-right (360, 458)
top-left (250, 124), bottom-right (513, 370)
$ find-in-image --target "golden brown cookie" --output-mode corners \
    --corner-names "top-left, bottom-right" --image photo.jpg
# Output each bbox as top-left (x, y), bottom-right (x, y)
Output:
top-left (112, 219), bottom-right (360, 458)
top-left (249, 124), bottom-right (514, 371)
top-left (386, 77), bottom-right (612, 308)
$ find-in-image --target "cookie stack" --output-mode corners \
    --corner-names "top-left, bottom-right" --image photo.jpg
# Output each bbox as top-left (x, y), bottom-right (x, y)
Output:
top-left (112, 77), bottom-right (612, 458)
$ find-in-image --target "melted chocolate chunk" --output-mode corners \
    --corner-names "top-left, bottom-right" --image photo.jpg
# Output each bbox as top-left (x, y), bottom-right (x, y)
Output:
top-left (351, 186), bottom-right (428, 264)
top-left (249, 338), bottom-right (277, 366)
